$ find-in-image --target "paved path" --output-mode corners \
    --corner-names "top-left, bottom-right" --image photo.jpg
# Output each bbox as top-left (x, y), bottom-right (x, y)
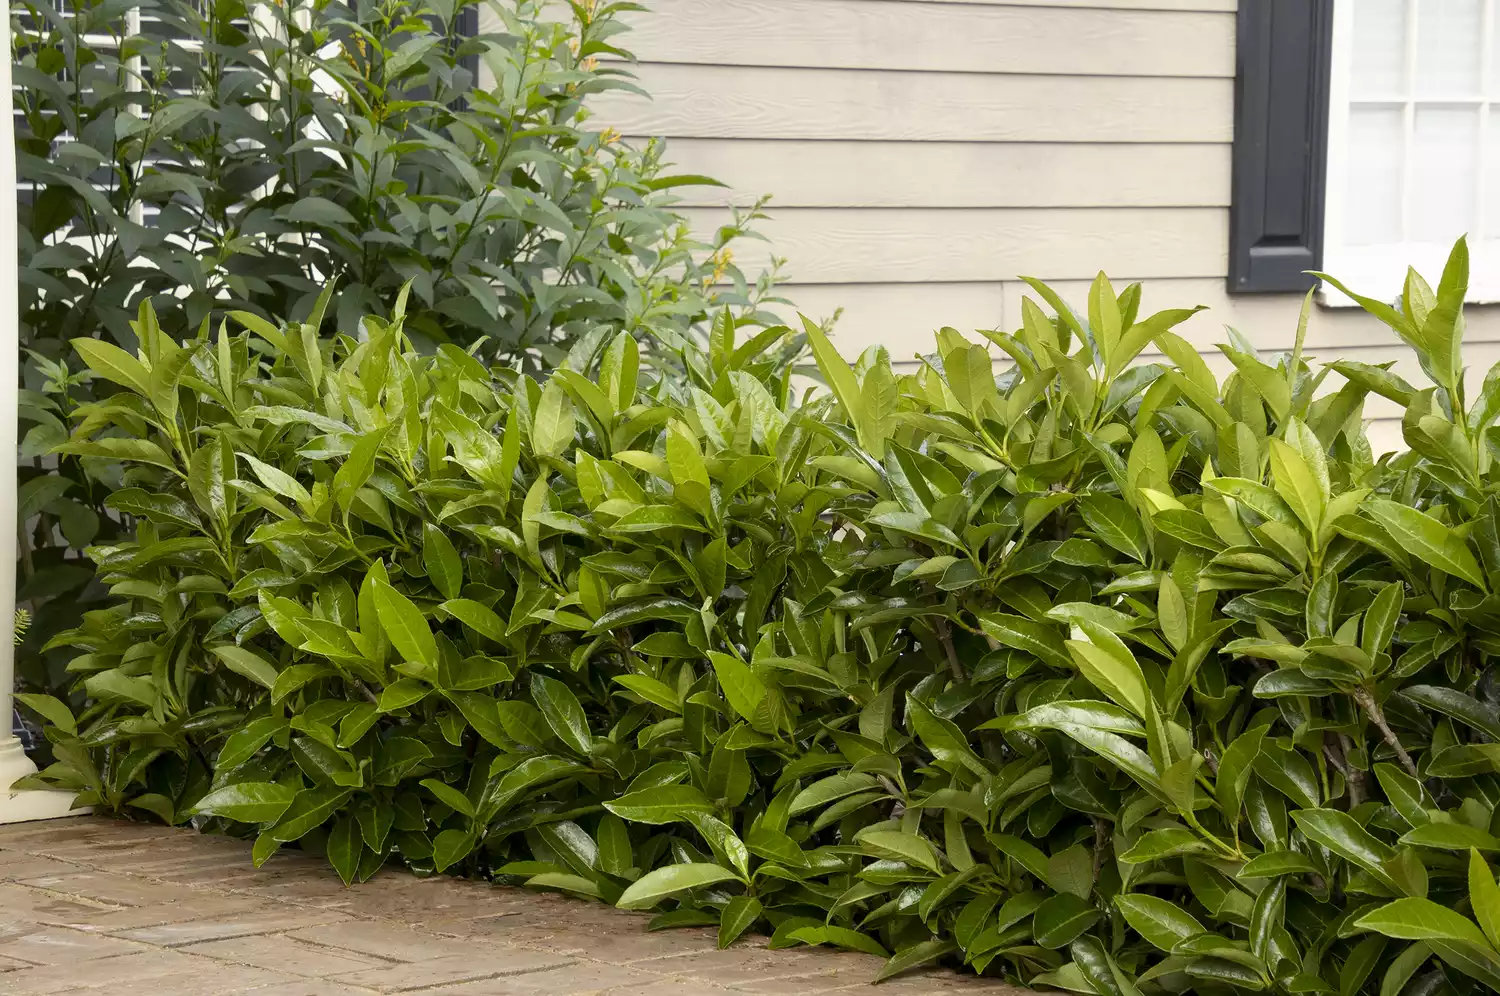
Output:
top-left (0, 818), bottom-right (1029, 996)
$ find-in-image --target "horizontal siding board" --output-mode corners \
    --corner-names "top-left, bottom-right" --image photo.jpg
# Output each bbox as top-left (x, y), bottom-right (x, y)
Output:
top-left (687, 207), bottom-right (1227, 283)
top-left (652, 140), bottom-right (1230, 208)
top-left (781, 283), bottom-right (1007, 359)
top-left (868, 0), bottom-right (1236, 9)
top-left (596, 65), bottom-right (1233, 142)
top-left (623, 0), bottom-right (1235, 78)
top-left (1366, 421), bottom-right (1402, 457)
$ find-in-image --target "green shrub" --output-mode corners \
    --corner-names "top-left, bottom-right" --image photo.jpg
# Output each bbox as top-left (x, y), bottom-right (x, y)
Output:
top-left (15, 0), bottom-right (775, 353)
top-left (12, 0), bottom-right (782, 688)
top-left (27, 238), bottom-right (1500, 993)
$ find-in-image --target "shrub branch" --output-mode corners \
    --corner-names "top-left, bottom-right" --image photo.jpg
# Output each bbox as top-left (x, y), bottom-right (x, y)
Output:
top-left (1353, 686), bottom-right (1419, 779)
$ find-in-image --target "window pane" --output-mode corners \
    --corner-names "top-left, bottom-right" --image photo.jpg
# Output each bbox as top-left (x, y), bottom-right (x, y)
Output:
top-left (1347, 106), bottom-right (1405, 245)
top-left (1354, 0), bottom-right (1408, 95)
top-left (1415, 0), bottom-right (1483, 95)
top-left (1488, 109), bottom-right (1500, 239)
top-left (1493, 5), bottom-right (1500, 92)
top-left (1410, 106), bottom-right (1479, 242)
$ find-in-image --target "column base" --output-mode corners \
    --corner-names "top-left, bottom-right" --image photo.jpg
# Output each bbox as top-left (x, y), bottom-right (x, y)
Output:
top-left (0, 735), bottom-right (86, 824)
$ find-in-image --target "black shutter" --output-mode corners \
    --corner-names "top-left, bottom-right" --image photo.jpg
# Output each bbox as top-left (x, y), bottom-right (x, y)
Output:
top-left (1228, 0), bottom-right (1335, 294)
top-left (456, 4), bottom-right (479, 82)
top-left (421, 5), bottom-right (478, 110)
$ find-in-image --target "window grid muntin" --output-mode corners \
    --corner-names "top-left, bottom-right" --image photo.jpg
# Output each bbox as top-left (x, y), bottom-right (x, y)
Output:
top-left (1323, 0), bottom-right (1500, 304)
top-left (1344, 0), bottom-right (1499, 246)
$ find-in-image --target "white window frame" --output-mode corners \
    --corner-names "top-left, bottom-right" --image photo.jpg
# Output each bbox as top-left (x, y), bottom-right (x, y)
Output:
top-left (1323, 0), bottom-right (1500, 304)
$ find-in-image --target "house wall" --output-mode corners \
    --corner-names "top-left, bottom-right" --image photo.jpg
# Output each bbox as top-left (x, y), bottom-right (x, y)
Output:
top-left (574, 0), bottom-right (1499, 453)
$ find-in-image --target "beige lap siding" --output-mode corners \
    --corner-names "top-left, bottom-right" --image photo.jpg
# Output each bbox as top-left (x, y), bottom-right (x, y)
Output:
top-left (589, 0), bottom-right (1233, 350)
top-left (600, 64), bottom-right (1230, 142)
top-left (658, 142), bottom-right (1229, 210)
top-left (503, 0), bottom-right (1500, 455)
top-left (622, 0), bottom-right (1235, 76)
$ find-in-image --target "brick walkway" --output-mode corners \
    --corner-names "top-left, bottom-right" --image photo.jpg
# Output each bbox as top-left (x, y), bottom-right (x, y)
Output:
top-left (0, 818), bottom-right (1030, 996)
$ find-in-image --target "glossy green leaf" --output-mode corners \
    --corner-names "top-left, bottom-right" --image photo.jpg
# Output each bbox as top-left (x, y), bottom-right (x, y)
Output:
top-left (616, 863), bottom-right (739, 910)
top-left (876, 939), bottom-right (957, 982)
top-left (333, 426), bottom-right (389, 517)
top-left (531, 673), bottom-right (593, 756)
top-left (1033, 893), bottom-right (1102, 949)
top-left (1116, 893), bottom-right (1205, 953)
top-left (15, 694), bottom-right (76, 736)
top-left (1357, 898), bottom-right (1490, 948)
top-left (1364, 499), bottom-right (1486, 589)
top-left (857, 829), bottom-right (941, 874)
top-left (208, 645), bottom-right (279, 690)
top-left (422, 525), bottom-right (463, 601)
top-left (440, 599), bottom-right (507, 643)
top-left (1401, 823), bottom-right (1500, 852)
top-left (1216, 724), bottom-right (1265, 837)
top-left (603, 785), bottom-right (716, 825)
top-left (327, 816), bottom-right (361, 886)
top-left (789, 925), bottom-right (890, 958)
top-left (718, 895), bottom-right (762, 949)
top-left (1079, 493), bottom-right (1148, 563)
top-left (191, 782), bottom-right (298, 824)
top-left (708, 651), bottom-right (767, 726)
top-left (1292, 809), bottom-right (1396, 888)
top-left (372, 578), bottom-right (437, 668)
top-left (790, 773), bottom-right (881, 816)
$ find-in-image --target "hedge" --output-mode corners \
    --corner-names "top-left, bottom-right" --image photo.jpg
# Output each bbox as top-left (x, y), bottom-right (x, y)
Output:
top-left (21, 237), bottom-right (1500, 994)
top-left (12, 0), bottom-right (782, 700)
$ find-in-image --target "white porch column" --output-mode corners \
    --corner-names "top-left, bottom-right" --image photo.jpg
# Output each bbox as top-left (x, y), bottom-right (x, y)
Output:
top-left (0, 9), bottom-right (82, 822)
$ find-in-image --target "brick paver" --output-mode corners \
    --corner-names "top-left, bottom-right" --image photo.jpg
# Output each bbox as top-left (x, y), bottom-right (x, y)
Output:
top-left (0, 817), bottom-right (1032, 995)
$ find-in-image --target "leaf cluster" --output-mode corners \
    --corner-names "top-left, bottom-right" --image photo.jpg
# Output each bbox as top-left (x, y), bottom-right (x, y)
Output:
top-left (26, 238), bottom-right (1500, 993)
top-left (11, 0), bottom-right (785, 695)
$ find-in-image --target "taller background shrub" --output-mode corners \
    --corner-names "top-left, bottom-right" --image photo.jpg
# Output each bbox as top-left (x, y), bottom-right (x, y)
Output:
top-left (11, 0), bottom-right (783, 688)
top-left (29, 237), bottom-right (1500, 995)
